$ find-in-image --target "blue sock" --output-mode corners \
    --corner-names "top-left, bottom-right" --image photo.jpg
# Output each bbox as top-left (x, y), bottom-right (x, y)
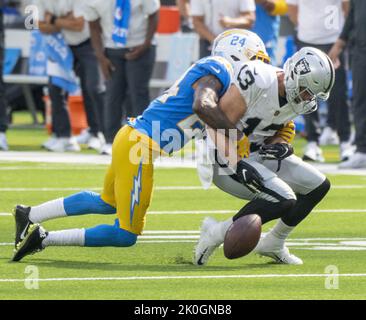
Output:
top-left (85, 219), bottom-right (137, 247)
top-left (64, 191), bottom-right (116, 216)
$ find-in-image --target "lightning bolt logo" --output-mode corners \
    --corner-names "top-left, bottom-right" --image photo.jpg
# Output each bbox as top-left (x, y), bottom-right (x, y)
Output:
top-left (130, 160), bottom-right (143, 226)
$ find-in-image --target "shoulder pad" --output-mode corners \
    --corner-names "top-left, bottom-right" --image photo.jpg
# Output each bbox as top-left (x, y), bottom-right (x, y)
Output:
top-left (200, 56), bottom-right (234, 74)
top-left (235, 60), bottom-right (277, 90)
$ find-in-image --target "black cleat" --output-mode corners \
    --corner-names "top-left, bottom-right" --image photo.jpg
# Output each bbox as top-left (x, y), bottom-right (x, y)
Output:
top-left (13, 205), bottom-right (33, 247)
top-left (12, 224), bottom-right (48, 262)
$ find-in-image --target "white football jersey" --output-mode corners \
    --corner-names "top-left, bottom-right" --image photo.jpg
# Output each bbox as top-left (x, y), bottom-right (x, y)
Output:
top-left (234, 60), bottom-right (296, 150)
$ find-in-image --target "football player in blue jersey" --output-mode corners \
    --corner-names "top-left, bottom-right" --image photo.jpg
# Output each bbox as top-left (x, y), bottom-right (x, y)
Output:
top-left (11, 35), bottom-right (267, 261)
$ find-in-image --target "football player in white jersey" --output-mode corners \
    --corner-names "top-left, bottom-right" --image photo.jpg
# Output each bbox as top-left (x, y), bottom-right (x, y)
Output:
top-left (194, 42), bottom-right (335, 265)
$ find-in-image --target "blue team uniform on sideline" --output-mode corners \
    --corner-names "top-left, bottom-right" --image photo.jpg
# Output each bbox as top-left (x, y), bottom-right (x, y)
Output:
top-left (130, 56), bottom-right (233, 154)
top-left (252, 5), bottom-right (280, 65)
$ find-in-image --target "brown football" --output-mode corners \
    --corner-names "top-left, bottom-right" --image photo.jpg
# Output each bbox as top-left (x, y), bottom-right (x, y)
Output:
top-left (223, 214), bottom-right (262, 259)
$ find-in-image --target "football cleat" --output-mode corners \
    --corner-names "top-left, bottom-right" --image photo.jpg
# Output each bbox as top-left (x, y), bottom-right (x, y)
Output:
top-left (47, 137), bottom-right (81, 152)
top-left (41, 135), bottom-right (58, 150)
top-left (193, 217), bottom-right (222, 266)
top-left (254, 233), bottom-right (303, 265)
top-left (339, 152), bottom-right (366, 169)
top-left (302, 142), bottom-right (325, 163)
top-left (340, 142), bottom-right (356, 162)
top-left (319, 127), bottom-right (339, 146)
top-left (12, 224), bottom-right (48, 262)
top-left (0, 132), bottom-right (9, 151)
top-left (75, 128), bottom-right (92, 144)
top-left (13, 205), bottom-right (33, 247)
top-left (87, 133), bottom-right (105, 152)
top-left (100, 143), bottom-right (112, 156)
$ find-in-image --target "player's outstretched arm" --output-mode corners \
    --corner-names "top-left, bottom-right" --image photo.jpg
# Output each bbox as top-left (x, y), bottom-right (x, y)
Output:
top-left (192, 75), bottom-right (239, 135)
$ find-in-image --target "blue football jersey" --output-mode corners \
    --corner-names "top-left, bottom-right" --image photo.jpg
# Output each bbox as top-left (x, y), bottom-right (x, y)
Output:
top-left (130, 56), bottom-right (233, 154)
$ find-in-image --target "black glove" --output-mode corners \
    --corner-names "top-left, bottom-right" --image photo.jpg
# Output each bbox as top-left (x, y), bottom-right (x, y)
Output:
top-left (259, 143), bottom-right (294, 160)
top-left (236, 159), bottom-right (264, 193)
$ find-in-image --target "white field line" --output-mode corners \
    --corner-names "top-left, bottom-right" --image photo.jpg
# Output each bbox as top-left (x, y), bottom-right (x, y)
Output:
top-left (2, 209), bottom-right (366, 217)
top-left (1, 154), bottom-right (366, 174)
top-left (0, 185), bottom-right (365, 192)
top-left (0, 186), bottom-right (215, 192)
top-left (0, 167), bottom-right (106, 171)
top-left (1, 273), bottom-right (366, 283)
top-left (2, 236), bottom-right (366, 246)
top-left (147, 209), bottom-right (366, 214)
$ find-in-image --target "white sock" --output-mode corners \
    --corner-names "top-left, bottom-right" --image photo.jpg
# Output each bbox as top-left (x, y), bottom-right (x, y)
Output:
top-left (29, 198), bottom-right (67, 223)
top-left (212, 218), bottom-right (233, 243)
top-left (270, 219), bottom-right (294, 240)
top-left (42, 229), bottom-right (85, 247)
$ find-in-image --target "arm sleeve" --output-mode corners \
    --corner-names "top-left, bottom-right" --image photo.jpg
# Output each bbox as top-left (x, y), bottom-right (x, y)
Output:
top-left (197, 57), bottom-right (233, 96)
top-left (240, 0), bottom-right (256, 12)
top-left (286, 0), bottom-right (298, 5)
top-left (73, 0), bottom-right (86, 18)
top-left (190, 0), bottom-right (205, 16)
top-left (82, 0), bottom-right (101, 22)
top-left (339, 0), bottom-right (354, 43)
top-left (34, 0), bottom-right (46, 21)
top-left (143, 0), bottom-right (160, 15)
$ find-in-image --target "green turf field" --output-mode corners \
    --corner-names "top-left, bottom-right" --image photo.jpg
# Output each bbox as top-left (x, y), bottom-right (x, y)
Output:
top-left (1, 158), bottom-right (366, 300)
top-left (0, 112), bottom-right (365, 299)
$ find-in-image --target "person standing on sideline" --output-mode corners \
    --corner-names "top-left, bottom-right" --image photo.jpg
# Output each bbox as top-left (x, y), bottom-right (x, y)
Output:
top-left (191, 0), bottom-right (256, 58)
top-left (84, 0), bottom-right (160, 156)
top-left (287, 0), bottom-right (354, 163)
top-left (329, 0), bottom-right (366, 168)
top-left (176, 0), bottom-right (194, 32)
top-left (0, 5), bottom-right (8, 151)
top-left (253, 0), bottom-right (288, 65)
top-left (36, 0), bottom-right (105, 153)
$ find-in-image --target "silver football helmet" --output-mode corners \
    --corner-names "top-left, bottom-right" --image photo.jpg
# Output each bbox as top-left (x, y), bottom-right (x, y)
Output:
top-left (211, 29), bottom-right (270, 66)
top-left (284, 47), bottom-right (335, 115)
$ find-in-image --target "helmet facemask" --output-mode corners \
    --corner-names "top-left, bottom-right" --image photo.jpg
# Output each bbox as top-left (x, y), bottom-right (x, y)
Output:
top-left (248, 49), bottom-right (271, 64)
top-left (283, 50), bottom-right (333, 115)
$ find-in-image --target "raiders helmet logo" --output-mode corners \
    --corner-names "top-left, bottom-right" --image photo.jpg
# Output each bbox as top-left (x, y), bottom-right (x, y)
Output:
top-left (294, 58), bottom-right (311, 75)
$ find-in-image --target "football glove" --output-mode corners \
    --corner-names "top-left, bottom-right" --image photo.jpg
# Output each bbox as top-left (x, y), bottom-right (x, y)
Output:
top-left (236, 160), bottom-right (264, 193)
top-left (237, 134), bottom-right (250, 159)
top-left (259, 143), bottom-right (294, 161)
top-left (274, 121), bottom-right (296, 144)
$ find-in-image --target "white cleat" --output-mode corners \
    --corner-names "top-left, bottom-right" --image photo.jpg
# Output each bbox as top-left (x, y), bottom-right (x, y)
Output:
top-left (303, 142), bottom-right (325, 163)
top-left (319, 127), bottom-right (339, 146)
top-left (254, 233), bottom-right (303, 265)
top-left (339, 152), bottom-right (366, 169)
top-left (47, 137), bottom-right (81, 152)
top-left (76, 130), bottom-right (105, 152)
top-left (100, 143), bottom-right (112, 156)
top-left (42, 135), bottom-right (58, 150)
top-left (340, 142), bottom-right (356, 162)
top-left (194, 217), bottom-right (223, 266)
top-left (0, 132), bottom-right (9, 151)
top-left (87, 135), bottom-right (104, 152)
top-left (75, 128), bottom-right (92, 144)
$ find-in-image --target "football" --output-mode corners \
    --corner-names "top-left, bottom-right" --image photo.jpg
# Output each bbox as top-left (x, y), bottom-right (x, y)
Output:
top-left (223, 214), bottom-right (262, 259)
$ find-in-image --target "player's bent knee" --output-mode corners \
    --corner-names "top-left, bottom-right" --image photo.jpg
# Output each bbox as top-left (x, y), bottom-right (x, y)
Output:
top-left (284, 198), bottom-right (297, 212)
top-left (312, 178), bottom-right (331, 200)
top-left (233, 198), bottom-right (297, 224)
